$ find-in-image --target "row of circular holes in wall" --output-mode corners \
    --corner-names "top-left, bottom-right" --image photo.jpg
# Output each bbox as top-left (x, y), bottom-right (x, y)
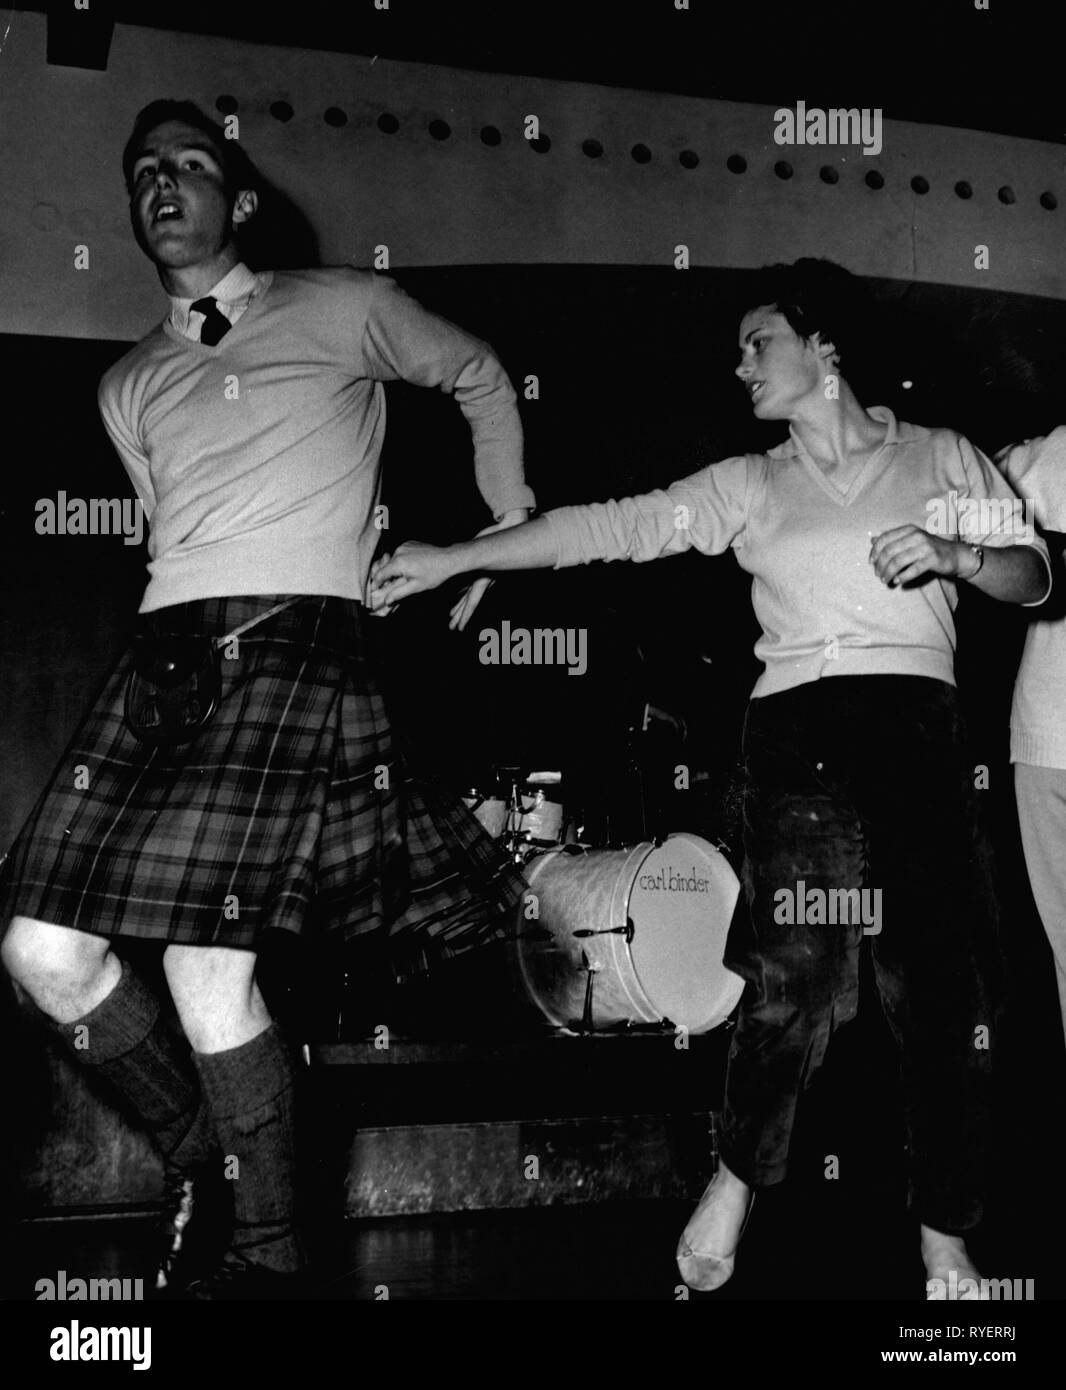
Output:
top-left (214, 96), bottom-right (1060, 211)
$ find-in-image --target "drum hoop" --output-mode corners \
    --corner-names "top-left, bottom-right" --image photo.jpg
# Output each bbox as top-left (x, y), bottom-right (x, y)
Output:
top-left (609, 841), bottom-right (670, 1025)
top-left (515, 849), bottom-right (565, 1029)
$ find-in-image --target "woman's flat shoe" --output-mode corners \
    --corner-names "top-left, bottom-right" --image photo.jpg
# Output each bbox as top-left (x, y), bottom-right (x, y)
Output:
top-left (925, 1269), bottom-right (989, 1300)
top-left (675, 1181), bottom-right (755, 1292)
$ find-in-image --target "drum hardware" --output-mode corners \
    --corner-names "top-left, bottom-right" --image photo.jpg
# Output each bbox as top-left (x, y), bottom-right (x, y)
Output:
top-left (572, 917), bottom-right (635, 944)
top-left (508, 777), bottom-right (565, 849)
top-left (568, 992), bottom-right (681, 1037)
top-left (565, 939), bottom-right (684, 1036)
top-left (465, 766), bottom-right (567, 857)
top-left (463, 766), bottom-right (572, 864)
top-left (594, 1017), bottom-right (679, 1034)
top-left (639, 701), bottom-right (687, 739)
top-left (574, 951), bottom-right (598, 1034)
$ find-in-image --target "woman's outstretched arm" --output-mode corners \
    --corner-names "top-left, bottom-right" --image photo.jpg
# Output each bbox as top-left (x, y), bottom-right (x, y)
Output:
top-left (369, 516), bottom-right (560, 610)
top-left (369, 456), bottom-right (753, 613)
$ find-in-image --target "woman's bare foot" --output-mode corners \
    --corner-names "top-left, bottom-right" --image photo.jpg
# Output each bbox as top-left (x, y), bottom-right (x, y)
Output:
top-left (921, 1224), bottom-right (988, 1300)
top-left (676, 1160), bottom-right (754, 1292)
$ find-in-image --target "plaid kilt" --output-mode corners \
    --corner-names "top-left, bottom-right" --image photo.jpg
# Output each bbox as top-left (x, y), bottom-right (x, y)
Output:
top-left (0, 595), bottom-right (526, 973)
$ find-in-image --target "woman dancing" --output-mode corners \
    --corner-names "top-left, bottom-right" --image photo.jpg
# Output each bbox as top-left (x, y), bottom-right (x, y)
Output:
top-left (370, 260), bottom-right (1050, 1297)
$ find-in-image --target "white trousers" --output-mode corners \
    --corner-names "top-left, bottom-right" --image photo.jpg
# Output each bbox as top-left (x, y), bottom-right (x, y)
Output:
top-left (1015, 762), bottom-right (1066, 1043)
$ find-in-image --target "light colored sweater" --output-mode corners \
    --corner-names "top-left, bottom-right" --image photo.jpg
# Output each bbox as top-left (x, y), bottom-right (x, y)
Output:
top-left (995, 430), bottom-right (1066, 768)
top-left (98, 267), bottom-right (534, 613)
top-left (545, 407), bottom-right (1050, 699)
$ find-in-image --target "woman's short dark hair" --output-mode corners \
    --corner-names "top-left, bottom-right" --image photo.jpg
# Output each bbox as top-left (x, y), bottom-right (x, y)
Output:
top-left (747, 258), bottom-right (870, 373)
top-left (121, 99), bottom-right (259, 198)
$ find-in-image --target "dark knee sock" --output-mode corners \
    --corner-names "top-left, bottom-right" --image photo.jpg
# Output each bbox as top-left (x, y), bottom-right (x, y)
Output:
top-left (192, 1023), bottom-right (303, 1273)
top-left (50, 959), bottom-right (215, 1172)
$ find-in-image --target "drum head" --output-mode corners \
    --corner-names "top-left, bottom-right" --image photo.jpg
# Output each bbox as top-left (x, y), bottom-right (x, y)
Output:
top-left (624, 834), bottom-right (744, 1032)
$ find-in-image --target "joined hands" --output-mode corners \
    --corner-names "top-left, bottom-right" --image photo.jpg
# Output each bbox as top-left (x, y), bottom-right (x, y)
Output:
top-left (368, 509), bottom-right (530, 630)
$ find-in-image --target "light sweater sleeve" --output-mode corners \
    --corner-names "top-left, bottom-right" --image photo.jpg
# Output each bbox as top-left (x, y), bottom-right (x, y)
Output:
top-left (954, 433), bottom-right (1052, 603)
top-left (544, 455), bottom-right (753, 569)
top-left (359, 275), bottom-right (534, 520)
top-left (97, 371), bottom-right (156, 520)
top-left (994, 429), bottom-right (1066, 532)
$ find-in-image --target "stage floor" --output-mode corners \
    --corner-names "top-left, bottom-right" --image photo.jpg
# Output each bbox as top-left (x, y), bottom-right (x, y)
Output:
top-left (6, 1172), bottom-right (1064, 1303)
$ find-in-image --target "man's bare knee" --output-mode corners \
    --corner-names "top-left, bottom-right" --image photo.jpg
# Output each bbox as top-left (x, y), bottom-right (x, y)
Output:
top-left (2, 917), bottom-right (119, 1022)
top-left (2, 916), bottom-right (113, 993)
top-left (163, 944), bottom-right (258, 996)
top-left (163, 944), bottom-right (269, 1052)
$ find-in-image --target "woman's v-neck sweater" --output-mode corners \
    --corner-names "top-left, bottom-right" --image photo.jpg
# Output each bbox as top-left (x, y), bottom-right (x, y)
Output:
top-left (544, 408), bottom-right (1050, 698)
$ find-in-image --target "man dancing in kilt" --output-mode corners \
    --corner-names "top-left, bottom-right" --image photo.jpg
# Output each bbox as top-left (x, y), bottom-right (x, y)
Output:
top-left (0, 100), bottom-right (533, 1298)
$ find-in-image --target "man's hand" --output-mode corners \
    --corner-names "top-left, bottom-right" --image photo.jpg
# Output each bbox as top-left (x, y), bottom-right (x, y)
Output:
top-left (448, 576), bottom-right (492, 631)
top-left (366, 554), bottom-right (399, 618)
top-left (447, 509), bottom-right (530, 631)
top-left (869, 525), bottom-right (974, 588)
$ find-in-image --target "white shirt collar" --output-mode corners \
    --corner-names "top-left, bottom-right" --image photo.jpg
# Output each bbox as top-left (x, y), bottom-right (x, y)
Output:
top-left (168, 262), bottom-right (262, 335)
top-left (768, 405), bottom-right (927, 460)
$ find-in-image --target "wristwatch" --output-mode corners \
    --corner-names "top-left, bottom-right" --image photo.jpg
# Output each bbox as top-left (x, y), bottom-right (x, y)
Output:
top-left (964, 543), bottom-right (985, 579)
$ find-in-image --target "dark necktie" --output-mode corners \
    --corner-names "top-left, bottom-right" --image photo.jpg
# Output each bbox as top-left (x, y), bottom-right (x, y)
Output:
top-left (190, 297), bottom-right (231, 346)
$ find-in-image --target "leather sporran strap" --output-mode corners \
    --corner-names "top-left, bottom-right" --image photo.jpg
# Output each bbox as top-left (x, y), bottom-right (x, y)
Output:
top-left (123, 599), bottom-right (302, 748)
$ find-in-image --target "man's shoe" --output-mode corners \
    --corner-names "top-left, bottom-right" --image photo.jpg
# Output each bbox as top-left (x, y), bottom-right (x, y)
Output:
top-left (151, 1161), bottom-right (233, 1295)
top-left (183, 1251), bottom-right (308, 1301)
top-left (153, 1170), bottom-right (197, 1293)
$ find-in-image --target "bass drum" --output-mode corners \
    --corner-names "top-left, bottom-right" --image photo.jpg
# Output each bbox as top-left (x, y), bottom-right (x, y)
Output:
top-left (516, 833), bottom-right (746, 1034)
